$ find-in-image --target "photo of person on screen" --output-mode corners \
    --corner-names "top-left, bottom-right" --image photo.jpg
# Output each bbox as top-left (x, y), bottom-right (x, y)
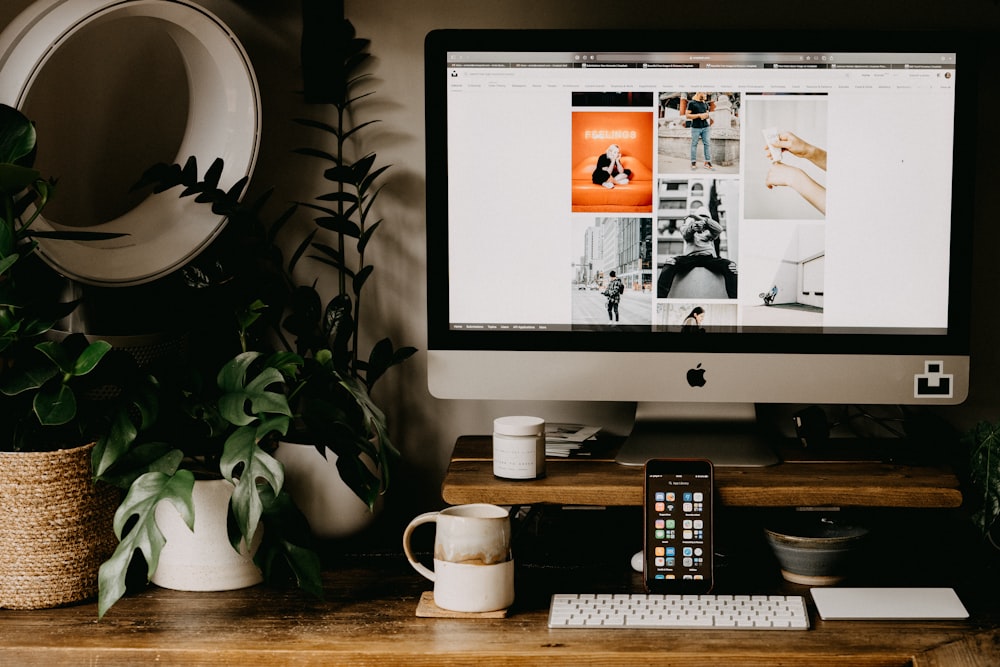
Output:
top-left (687, 92), bottom-right (714, 171)
top-left (591, 143), bottom-right (632, 189)
top-left (656, 211), bottom-right (738, 299)
top-left (570, 109), bottom-right (653, 213)
top-left (743, 94), bottom-right (827, 220)
top-left (765, 130), bottom-right (827, 214)
top-left (681, 306), bottom-right (706, 333)
top-left (604, 270), bottom-right (624, 321)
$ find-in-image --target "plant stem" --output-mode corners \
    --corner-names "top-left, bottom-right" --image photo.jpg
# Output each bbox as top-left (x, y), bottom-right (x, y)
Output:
top-left (336, 102), bottom-right (347, 300)
top-left (334, 100), bottom-right (359, 374)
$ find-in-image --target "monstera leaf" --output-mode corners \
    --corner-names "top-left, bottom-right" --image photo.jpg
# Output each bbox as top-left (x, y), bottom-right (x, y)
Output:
top-left (97, 468), bottom-right (193, 619)
top-left (220, 423), bottom-right (286, 550)
top-left (216, 351), bottom-right (298, 549)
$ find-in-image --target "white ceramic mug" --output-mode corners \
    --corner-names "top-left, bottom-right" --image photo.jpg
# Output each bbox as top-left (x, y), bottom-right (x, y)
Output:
top-left (403, 503), bottom-right (514, 612)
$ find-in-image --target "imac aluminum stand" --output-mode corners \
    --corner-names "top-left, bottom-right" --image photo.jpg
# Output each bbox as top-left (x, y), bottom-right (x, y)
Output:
top-left (615, 402), bottom-right (780, 467)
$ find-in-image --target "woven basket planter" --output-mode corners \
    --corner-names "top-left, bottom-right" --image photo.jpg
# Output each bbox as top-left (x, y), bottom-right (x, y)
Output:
top-left (0, 442), bottom-right (119, 609)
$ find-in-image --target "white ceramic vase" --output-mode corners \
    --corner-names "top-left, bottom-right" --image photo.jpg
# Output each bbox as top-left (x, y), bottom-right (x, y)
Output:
top-left (274, 441), bottom-right (383, 540)
top-left (151, 478), bottom-right (263, 591)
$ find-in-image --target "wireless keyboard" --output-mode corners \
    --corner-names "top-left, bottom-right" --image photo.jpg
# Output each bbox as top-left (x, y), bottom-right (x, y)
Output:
top-left (548, 593), bottom-right (810, 629)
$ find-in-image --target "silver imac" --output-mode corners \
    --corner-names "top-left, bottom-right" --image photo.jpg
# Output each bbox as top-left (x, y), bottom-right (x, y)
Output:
top-left (425, 29), bottom-right (973, 466)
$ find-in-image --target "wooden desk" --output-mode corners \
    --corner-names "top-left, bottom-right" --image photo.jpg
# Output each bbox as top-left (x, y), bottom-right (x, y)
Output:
top-left (442, 435), bottom-right (964, 508)
top-left (0, 553), bottom-right (997, 666)
top-left (1, 439), bottom-right (989, 665)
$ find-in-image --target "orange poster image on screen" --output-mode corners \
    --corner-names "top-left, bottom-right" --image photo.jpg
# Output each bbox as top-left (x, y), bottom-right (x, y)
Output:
top-left (571, 110), bottom-right (654, 213)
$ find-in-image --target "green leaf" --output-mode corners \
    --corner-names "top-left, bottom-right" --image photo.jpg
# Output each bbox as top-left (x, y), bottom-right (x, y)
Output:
top-left (220, 425), bottom-right (285, 548)
top-left (334, 444), bottom-right (382, 510)
top-left (349, 154), bottom-right (377, 184)
top-left (314, 213), bottom-right (361, 238)
top-left (964, 420), bottom-right (1000, 540)
top-left (352, 265), bottom-right (373, 295)
top-left (33, 381), bottom-right (76, 426)
top-left (0, 354), bottom-right (57, 396)
top-left (357, 219), bottom-right (381, 254)
top-left (298, 202), bottom-right (338, 218)
top-left (236, 299), bottom-right (268, 337)
top-left (218, 366), bottom-right (292, 426)
top-left (323, 164), bottom-right (356, 185)
top-left (292, 146), bottom-right (338, 161)
top-left (214, 350), bottom-right (298, 548)
top-left (287, 228), bottom-right (317, 274)
top-left (309, 241), bottom-right (347, 266)
top-left (97, 442), bottom-right (184, 491)
top-left (358, 164), bottom-right (390, 197)
top-left (217, 351), bottom-right (258, 388)
top-left (0, 103), bottom-right (36, 166)
top-left (336, 372), bottom-right (396, 506)
top-left (0, 219), bottom-right (15, 258)
top-left (255, 489), bottom-right (324, 599)
top-left (264, 350), bottom-right (304, 382)
top-left (92, 407), bottom-right (139, 478)
top-left (34, 339), bottom-right (74, 374)
top-left (365, 338), bottom-right (417, 389)
top-left (340, 118), bottom-right (379, 144)
top-left (33, 337), bottom-right (111, 377)
top-left (92, 379), bottom-right (162, 480)
top-left (316, 190), bottom-right (359, 205)
top-left (73, 340), bottom-right (113, 375)
top-left (97, 470), bottom-right (195, 618)
top-left (275, 540), bottom-right (324, 598)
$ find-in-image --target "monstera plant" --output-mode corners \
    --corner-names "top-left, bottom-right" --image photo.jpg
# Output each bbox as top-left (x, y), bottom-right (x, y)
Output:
top-left (93, 300), bottom-right (322, 618)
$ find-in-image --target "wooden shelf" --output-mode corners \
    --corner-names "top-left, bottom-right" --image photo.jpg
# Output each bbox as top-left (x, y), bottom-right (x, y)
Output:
top-left (442, 436), bottom-right (964, 508)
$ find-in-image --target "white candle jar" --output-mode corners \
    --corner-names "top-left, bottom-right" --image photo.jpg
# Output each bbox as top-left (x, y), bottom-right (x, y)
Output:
top-left (492, 416), bottom-right (545, 480)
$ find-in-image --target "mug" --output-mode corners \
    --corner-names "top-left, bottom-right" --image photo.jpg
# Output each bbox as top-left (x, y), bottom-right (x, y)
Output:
top-left (403, 503), bottom-right (514, 612)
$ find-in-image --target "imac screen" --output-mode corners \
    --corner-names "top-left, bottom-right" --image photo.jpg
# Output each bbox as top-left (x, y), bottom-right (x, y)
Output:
top-left (424, 30), bottom-right (974, 464)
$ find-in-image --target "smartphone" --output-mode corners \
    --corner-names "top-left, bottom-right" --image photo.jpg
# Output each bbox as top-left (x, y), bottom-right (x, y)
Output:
top-left (643, 459), bottom-right (714, 594)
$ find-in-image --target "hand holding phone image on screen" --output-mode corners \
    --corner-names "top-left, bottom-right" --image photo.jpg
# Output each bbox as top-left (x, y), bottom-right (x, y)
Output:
top-left (643, 459), bottom-right (714, 594)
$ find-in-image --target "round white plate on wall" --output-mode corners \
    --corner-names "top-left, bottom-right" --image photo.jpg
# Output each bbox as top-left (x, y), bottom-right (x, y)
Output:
top-left (0, 0), bottom-right (261, 286)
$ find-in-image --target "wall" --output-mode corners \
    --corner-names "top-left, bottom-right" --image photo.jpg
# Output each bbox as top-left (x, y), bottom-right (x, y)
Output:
top-left (2, 0), bottom-right (999, 524)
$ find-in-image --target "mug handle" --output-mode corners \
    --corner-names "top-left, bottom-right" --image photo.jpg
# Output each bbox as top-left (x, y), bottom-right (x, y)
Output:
top-left (402, 511), bottom-right (439, 582)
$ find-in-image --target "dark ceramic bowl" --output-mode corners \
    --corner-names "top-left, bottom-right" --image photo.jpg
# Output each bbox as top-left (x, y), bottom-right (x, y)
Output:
top-left (764, 516), bottom-right (869, 586)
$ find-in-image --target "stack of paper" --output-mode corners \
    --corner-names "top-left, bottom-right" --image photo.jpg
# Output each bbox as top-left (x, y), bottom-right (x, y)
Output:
top-left (545, 423), bottom-right (601, 457)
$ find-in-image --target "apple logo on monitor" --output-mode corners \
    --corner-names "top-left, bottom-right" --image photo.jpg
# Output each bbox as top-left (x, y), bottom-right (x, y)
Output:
top-left (686, 363), bottom-right (707, 388)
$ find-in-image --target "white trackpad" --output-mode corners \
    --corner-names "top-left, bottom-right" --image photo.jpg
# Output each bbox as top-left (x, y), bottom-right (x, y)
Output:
top-left (811, 587), bottom-right (968, 620)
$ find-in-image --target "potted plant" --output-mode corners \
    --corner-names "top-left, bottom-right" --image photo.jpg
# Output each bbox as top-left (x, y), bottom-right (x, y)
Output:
top-left (961, 420), bottom-right (1000, 552)
top-left (280, 10), bottom-right (416, 525)
top-left (0, 103), bottom-right (135, 610)
top-left (93, 296), bottom-right (323, 618)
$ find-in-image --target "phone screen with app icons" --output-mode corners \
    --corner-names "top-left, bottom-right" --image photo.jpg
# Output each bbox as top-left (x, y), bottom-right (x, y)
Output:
top-left (643, 459), bottom-right (714, 594)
